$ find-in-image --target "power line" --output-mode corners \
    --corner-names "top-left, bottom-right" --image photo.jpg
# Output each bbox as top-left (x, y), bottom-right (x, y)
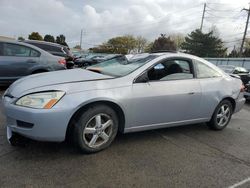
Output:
top-left (205, 11), bottom-right (241, 19)
top-left (223, 39), bottom-right (242, 43)
top-left (84, 10), bottom-right (202, 37)
top-left (87, 8), bottom-right (202, 34)
top-left (74, 3), bottom-right (248, 50)
top-left (85, 4), bottom-right (203, 32)
top-left (206, 5), bottom-right (242, 12)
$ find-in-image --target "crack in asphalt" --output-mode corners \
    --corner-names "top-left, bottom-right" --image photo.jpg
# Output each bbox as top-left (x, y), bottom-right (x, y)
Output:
top-left (155, 131), bottom-right (250, 168)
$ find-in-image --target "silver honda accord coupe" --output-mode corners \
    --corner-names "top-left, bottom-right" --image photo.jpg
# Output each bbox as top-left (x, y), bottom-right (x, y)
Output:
top-left (2, 52), bottom-right (246, 153)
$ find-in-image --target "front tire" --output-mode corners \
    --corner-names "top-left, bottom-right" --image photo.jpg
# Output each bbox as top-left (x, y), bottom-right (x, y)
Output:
top-left (207, 100), bottom-right (233, 130)
top-left (74, 105), bottom-right (118, 153)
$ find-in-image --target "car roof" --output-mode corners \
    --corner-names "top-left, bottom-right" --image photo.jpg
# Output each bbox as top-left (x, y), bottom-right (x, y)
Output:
top-left (23, 40), bottom-right (67, 48)
top-left (0, 39), bottom-right (53, 56)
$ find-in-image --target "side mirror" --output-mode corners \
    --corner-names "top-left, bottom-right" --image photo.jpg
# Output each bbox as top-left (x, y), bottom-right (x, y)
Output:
top-left (135, 72), bottom-right (149, 83)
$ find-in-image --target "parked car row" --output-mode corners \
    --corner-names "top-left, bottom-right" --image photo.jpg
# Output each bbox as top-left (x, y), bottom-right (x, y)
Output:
top-left (74, 54), bottom-right (122, 67)
top-left (0, 40), bottom-right (66, 85)
top-left (218, 65), bottom-right (250, 100)
top-left (0, 39), bottom-right (125, 86)
top-left (22, 40), bottom-right (75, 69)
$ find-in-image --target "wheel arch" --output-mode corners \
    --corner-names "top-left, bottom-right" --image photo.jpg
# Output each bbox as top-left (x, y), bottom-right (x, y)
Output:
top-left (221, 97), bottom-right (236, 112)
top-left (66, 99), bottom-right (126, 141)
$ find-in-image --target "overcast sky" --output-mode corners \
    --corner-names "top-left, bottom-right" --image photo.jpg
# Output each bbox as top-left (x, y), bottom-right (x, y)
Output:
top-left (0, 0), bottom-right (249, 49)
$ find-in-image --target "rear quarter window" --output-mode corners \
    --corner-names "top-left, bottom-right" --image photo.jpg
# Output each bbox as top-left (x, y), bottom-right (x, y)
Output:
top-left (195, 60), bottom-right (222, 78)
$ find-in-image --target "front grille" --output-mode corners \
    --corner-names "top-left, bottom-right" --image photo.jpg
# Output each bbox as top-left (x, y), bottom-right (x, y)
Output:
top-left (16, 120), bottom-right (34, 128)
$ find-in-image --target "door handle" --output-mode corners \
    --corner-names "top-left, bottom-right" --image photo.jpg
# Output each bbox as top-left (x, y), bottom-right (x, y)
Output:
top-left (188, 92), bottom-right (195, 95)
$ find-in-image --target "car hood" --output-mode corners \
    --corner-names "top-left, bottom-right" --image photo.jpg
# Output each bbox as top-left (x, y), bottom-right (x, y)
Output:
top-left (7, 69), bottom-right (113, 97)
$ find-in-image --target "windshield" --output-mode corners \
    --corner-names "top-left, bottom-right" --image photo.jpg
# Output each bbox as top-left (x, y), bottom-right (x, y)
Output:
top-left (87, 54), bottom-right (157, 77)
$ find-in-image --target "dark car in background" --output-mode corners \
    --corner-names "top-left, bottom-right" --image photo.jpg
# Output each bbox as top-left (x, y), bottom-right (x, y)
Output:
top-left (0, 40), bottom-right (65, 85)
top-left (74, 54), bottom-right (122, 67)
top-left (218, 65), bottom-right (250, 99)
top-left (23, 40), bottom-right (74, 69)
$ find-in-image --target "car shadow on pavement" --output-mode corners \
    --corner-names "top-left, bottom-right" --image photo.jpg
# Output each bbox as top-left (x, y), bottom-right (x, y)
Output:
top-left (8, 123), bottom-right (209, 157)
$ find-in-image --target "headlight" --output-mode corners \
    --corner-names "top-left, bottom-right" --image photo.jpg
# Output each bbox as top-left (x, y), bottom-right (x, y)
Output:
top-left (15, 91), bottom-right (65, 109)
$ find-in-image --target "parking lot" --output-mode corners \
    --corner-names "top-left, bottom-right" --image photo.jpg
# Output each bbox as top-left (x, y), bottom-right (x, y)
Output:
top-left (0, 88), bottom-right (250, 188)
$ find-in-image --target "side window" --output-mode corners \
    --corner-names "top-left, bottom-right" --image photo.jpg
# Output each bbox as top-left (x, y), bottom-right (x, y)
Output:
top-left (29, 43), bottom-right (50, 53)
top-left (50, 46), bottom-right (62, 53)
top-left (196, 61), bottom-right (221, 78)
top-left (30, 49), bottom-right (40, 57)
top-left (3, 43), bottom-right (40, 57)
top-left (147, 59), bottom-right (194, 81)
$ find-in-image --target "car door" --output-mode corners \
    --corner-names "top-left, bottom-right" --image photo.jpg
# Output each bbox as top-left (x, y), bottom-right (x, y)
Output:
top-left (128, 58), bottom-right (202, 130)
top-left (0, 42), bottom-right (40, 82)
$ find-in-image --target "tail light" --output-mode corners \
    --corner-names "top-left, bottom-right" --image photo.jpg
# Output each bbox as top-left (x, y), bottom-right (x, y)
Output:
top-left (58, 58), bottom-right (66, 66)
top-left (240, 83), bottom-right (245, 92)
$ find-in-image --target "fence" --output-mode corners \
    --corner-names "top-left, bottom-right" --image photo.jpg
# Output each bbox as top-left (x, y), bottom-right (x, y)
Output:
top-left (205, 58), bottom-right (250, 70)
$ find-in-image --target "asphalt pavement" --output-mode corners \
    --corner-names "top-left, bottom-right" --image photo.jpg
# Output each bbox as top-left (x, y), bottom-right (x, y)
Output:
top-left (0, 88), bottom-right (250, 188)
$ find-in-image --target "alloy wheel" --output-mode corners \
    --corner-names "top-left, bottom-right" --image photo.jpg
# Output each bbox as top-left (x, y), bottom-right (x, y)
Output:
top-left (216, 104), bottom-right (231, 127)
top-left (83, 113), bottom-right (113, 148)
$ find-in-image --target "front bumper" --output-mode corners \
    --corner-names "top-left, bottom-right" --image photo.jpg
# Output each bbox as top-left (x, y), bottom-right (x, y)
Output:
top-left (2, 95), bottom-right (72, 142)
top-left (234, 93), bottom-right (246, 113)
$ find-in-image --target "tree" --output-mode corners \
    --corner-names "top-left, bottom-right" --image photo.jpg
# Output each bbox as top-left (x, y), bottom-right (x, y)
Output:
top-left (56, 34), bottom-right (68, 46)
top-left (28, 32), bottom-right (43, 41)
top-left (144, 42), bottom-right (154, 53)
top-left (181, 29), bottom-right (227, 57)
top-left (150, 34), bottom-right (177, 52)
top-left (169, 34), bottom-right (185, 50)
top-left (108, 35), bottom-right (137, 54)
top-left (135, 36), bottom-right (148, 53)
top-left (90, 43), bottom-right (113, 53)
top-left (228, 46), bottom-right (240, 57)
top-left (17, 36), bottom-right (25, 41)
top-left (90, 35), bottom-right (137, 54)
top-left (243, 38), bottom-right (250, 57)
top-left (44, 34), bottom-right (55, 43)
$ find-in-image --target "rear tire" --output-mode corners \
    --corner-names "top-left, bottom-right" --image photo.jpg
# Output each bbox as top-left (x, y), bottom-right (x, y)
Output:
top-left (207, 100), bottom-right (233, 130)
top-left (73, 105), bottom-right (118, 153)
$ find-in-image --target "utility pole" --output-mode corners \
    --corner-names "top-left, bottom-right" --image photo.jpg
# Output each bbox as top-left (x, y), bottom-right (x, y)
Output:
top-left (240, 4), bottom-right (250, 56)
top-left (80, 29), bottom-right (83, 50)
top-left (200, 3), bottom-right (206, 32)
